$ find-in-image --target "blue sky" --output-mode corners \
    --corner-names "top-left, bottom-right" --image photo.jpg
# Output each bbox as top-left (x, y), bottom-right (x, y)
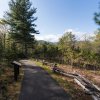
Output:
top-left (0, 0), bottom-right (100, 42)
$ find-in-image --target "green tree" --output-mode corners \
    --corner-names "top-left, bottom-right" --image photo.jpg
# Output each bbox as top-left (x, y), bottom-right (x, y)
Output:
top-left (93, 3), bottom-right (100, 68)
top-left (92, 30), bottom-right (100, 66)
top-left (94, 3), bottom-right (100, 26)
top-left (5, 0), bottom-right (39, 57)
top-left (58, 32), bottom-right (76, 64)
top-left (0, 20), bottom-right (8, 60)
top-left (79, 40), bottom-right (92, 64)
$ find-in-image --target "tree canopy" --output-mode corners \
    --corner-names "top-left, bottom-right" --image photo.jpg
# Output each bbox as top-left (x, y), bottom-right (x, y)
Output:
top-left (4, 0), bottom-right (39, 56)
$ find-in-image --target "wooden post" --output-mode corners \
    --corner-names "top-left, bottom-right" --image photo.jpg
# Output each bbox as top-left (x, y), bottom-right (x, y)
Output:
top-left (14, 65), bottom-right (20, 81)
top-left (12, 61), bottom-right (21, 81)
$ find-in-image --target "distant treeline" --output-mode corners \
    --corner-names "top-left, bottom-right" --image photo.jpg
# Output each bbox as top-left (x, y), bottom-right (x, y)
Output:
top-left (33, 31), bottom-right (100, 70)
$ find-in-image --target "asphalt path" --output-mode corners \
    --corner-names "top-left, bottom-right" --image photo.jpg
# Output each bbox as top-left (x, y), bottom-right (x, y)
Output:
top-left (19, 60), bottom-right (71, 100)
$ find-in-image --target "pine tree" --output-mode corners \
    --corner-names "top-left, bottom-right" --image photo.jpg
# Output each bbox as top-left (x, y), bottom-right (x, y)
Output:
top-left (5, 0), bottom-right (39, 57)
top-left (94, 3), bottom-right (100, 26)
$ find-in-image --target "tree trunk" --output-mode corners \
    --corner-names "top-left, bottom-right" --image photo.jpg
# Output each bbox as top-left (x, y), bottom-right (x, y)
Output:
top-left (25, 43), bottom-right (28, 58)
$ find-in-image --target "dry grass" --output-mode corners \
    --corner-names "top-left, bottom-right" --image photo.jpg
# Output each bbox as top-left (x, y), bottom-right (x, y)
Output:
top-left (59, 65), bottom-right (100, 87)
top-left (0, 65), bottom-right (24, 100)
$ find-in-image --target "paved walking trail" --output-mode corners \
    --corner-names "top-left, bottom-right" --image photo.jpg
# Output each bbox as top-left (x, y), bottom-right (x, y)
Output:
top-left (19, 60), bottom-right (71, 100)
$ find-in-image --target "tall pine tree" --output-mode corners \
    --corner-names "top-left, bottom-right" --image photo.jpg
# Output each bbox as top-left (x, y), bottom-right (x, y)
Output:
top-left (94, 3), bottom-right (100, 26)
top-left (5, 0), bottom-right (39, 57)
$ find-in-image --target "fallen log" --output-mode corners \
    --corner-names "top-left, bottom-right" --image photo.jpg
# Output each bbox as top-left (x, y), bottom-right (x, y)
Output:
top-left (53, 68), bottom-right (100, 100)
top-left (74, 78), bottom-right (92, 94)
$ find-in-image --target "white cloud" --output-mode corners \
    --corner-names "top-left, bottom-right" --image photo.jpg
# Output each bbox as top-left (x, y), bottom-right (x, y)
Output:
top-left (64, 29), bottom-right (94, 41)
top-left (35, 34), bottom-right (62, 42)
top-left (35, 29), bottom-right (94, 42)
top-left (64, 29), bottom-right (85, 38)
